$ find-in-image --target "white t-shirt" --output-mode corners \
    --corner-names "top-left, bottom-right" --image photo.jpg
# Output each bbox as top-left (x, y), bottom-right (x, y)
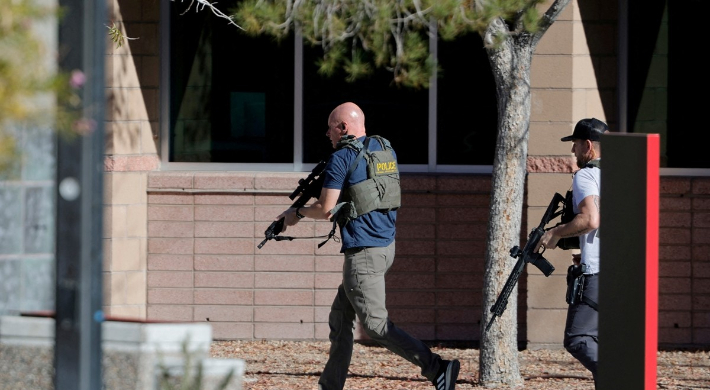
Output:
top-left (572, 162), bottom-right (600, 274)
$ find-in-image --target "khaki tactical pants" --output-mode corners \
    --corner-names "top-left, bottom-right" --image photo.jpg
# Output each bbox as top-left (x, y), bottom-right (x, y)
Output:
top-left (318, 242), bottom-right (442, 390)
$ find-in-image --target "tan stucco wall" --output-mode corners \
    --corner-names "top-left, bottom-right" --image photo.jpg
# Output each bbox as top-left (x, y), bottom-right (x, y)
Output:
top-left (527, 1), bottom-right (616, 348)
top-left (103, 0), bottom-right (160, 319)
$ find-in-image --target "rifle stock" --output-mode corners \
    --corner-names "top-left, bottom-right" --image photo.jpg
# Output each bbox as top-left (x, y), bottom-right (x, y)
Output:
top-left (257, 160), bottom-right (328, 249)
top-left (484, 192), bottom-right (565, 333)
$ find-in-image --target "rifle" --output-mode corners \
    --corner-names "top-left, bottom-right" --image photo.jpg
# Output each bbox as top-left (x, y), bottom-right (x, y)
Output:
top-left (484, 192), bottom-right (566, 333)
top-left (257, 159), bottom-right (328, 249)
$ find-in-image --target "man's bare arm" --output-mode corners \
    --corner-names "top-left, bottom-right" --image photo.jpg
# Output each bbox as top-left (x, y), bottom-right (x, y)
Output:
top-left (535, 195), bottom-right (600, 251)
top-left (277, 187), bottom-right (341, 232)
top-left (302, 187), bottom-right (341, 220)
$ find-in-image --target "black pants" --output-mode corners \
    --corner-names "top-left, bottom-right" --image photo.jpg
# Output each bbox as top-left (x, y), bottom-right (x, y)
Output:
top-left (564, 274), bottom-right (599, 385)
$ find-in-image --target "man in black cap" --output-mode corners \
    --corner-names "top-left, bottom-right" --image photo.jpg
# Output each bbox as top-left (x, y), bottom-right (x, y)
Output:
top-left (535, 117), bottom-right (609, 388)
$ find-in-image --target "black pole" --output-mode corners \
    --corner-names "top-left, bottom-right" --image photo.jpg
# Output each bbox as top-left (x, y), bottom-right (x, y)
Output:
top-left (617, 0), bottom-right (628, 133)
top-left (55, 0), bottom-right (105, 389)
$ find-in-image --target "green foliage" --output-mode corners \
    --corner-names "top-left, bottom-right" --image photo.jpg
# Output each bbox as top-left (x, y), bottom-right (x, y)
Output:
top-left (316, 43), bottom-right (346, 77)
top-left (157, 337), bottom-right (235, 390)
top-left (230, 0), bottom-right (546, 89)
top-left (106, 22), bottom-right (139, 49)
top-left (107, 22), bottom-right (124, 48)
top-left (232, 0), bottom-right (289, 39)
top-left (521, 4), bottom-right (544, 33)
top-left (342, 49), bottom-right (373, 83)
top-left (0, 0), bottom-right (81, 174)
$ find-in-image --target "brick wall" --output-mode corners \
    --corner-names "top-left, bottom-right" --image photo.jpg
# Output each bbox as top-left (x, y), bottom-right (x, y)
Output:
top-left (145, 171), bottom-right (710, 349)
top-left (392, 174), bottom-right (492, 341)
top-left (146, 172), bottom-right (491, 341)
top-left (659, 177), bottom-right (710, 348)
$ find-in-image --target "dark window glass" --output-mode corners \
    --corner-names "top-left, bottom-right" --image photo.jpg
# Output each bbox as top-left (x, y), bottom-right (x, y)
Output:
top-left (665, 0), bottom-right (707, 168)
top-left (302, 45), bottom-right (429, 164)
top-left (628, 0), bottom-right (709, 168)
top-left (436, 33), bottom-right (497, 165)
top-left (169, 3), bottom-right (294, 163)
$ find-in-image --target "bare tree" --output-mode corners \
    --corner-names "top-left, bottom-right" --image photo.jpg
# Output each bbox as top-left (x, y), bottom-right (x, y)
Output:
top-left (218, 0), bottom-right (571, 385)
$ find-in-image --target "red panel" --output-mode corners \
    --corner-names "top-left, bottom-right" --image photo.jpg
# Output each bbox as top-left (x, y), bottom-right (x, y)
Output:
top-left (645, 135), bottom-right (660, 389)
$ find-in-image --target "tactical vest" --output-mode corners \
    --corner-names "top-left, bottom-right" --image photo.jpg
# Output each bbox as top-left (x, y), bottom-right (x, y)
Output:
top-left (332, 135), bottom-right (401, 224)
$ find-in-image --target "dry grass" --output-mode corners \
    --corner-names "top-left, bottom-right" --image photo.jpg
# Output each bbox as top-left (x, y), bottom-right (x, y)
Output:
top-left (211, 340), bottom-right (710, 389)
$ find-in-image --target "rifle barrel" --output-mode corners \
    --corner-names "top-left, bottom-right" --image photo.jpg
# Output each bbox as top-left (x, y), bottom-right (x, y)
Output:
top-left (485, 259), bottom-right (524, 332)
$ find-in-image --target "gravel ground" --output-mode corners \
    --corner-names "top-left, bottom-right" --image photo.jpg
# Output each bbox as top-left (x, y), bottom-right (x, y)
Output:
top-left (211, 340), bottom-right (710, 389)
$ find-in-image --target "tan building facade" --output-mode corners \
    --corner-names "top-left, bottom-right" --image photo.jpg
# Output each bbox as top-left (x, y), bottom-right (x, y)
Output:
top-left (100, 0), bottom-right (709, 349)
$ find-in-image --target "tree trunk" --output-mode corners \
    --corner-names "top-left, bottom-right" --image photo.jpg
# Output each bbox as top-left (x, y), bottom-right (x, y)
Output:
top-left (479, 27), bottom-right (534, 387)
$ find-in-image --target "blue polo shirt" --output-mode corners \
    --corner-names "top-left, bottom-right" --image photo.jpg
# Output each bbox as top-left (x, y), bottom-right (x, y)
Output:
top-left (322, 136), bottom-right (397, 252)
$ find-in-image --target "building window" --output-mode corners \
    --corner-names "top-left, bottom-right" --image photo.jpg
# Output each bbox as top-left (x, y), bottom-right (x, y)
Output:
top-left (168, 4), bottom-right (294, 164)
top-left (628, 0), bottom-right (710, 172)
top-left (163, 2), bottom-right (497, 172)
top-left (301, 43), bottom-right (430, 165)
top-left (436, 33), bottom-right (498, 166)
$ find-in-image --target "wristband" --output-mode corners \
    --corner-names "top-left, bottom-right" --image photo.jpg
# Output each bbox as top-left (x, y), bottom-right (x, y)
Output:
top-left (295, 207), bottom-right (305, 219)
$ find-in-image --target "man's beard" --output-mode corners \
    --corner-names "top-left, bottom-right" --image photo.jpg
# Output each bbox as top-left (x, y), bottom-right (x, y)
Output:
top-left (576, 151), bottom-right (595, 169)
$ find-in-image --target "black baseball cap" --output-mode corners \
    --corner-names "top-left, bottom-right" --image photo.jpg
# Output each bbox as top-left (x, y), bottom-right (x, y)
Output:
top-left (561, 118), bottom-right (609, 142)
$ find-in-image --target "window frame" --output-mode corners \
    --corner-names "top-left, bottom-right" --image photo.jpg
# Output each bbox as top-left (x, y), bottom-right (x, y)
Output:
top-left (159, 5), bottom-right (710, 177)
top-left (159, 7), bottom-right (492, 174)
